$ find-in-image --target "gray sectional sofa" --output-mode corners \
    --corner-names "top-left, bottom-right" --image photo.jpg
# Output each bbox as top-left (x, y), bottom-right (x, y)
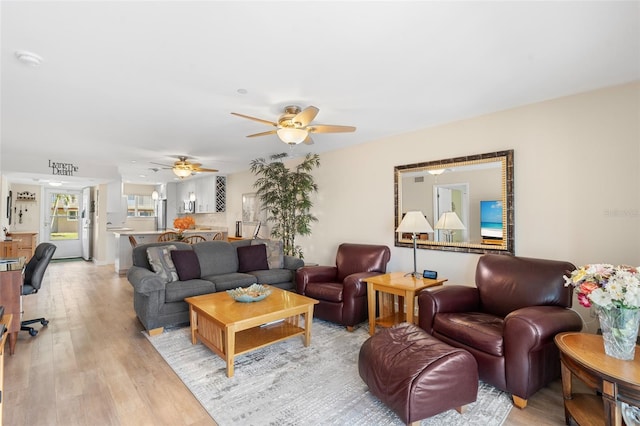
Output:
top-left (127, 239), bottom-right (304, 334)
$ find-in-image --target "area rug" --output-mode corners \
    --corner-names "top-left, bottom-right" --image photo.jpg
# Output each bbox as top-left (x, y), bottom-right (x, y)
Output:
top-left (146, 319), bottom-right (512, 425)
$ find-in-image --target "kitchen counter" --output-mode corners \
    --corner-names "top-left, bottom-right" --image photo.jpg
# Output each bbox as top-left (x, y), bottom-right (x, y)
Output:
top-left (113, 228), bottom-right (228, 275)
top-left (111, 228), bottom-right (225, 236)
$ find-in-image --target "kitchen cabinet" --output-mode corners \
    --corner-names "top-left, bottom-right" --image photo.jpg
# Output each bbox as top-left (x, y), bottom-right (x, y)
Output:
top-left (0, 241), bottom-right (19, 257)
top-left (175, 176), bottom-right (225, 214)
top-left (10, 232), bottom-right (38, 261)
top-left (107, 180), bottom-right (126, 213)
top-left (176, 180), bottom-right (195, 214)
top-left (195, 176), bottom-right (216, 213)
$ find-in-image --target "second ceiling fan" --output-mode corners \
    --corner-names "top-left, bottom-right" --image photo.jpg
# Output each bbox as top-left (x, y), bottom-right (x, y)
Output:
top-left (231, 105), bottom-right (356, 145)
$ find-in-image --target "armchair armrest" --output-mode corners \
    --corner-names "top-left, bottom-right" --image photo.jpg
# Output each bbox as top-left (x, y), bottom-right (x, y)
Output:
top-left (127, 266), bottom-right (167, 295)
top-left (295, 265), bottom-right (338, 294)
top-left (418, 285), bottom-right (480, 333)
top-left (503, 305), bottom-right (583, 398)
top-left (343, 271), bottom-right (383, 299)
top-left (504, 305), bottom-right (583, 353)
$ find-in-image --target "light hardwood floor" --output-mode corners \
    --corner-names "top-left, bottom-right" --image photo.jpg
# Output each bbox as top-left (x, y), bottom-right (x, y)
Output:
top-left (3, 260), bottom-right (585, 425)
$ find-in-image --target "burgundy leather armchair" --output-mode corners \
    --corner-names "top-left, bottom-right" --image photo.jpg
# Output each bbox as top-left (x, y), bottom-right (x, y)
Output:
top-left (417, 254), bottom-right (582, 409)
top-left (296, 243), bottom-right (391, 331)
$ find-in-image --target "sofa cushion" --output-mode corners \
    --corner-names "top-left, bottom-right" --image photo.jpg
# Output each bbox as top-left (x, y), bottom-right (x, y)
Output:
top-left (434, 312), bottom-right (505, 357)
top-left (203, 272), bottom-right (257, 291)
top-left (146, 245), bottom-right (179, 283)
top-left (237, 244), bottom-right (269, 273)
top-left (192, 241), bottom-right (239, 276)
top-left (165, 279), bottom-right (217, 303)
top-left (171, 250), bottom-right (201, 281)
top-left (247, 268), bottom-right (292, 286)
top-left (305, 282), bottom-right (344, 302)
top-left (251, 239), bottom-right (284, 269)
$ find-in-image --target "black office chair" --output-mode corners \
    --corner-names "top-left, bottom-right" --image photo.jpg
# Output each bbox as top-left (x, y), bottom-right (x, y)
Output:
top-left (21, 242), bottom-right (56, 336)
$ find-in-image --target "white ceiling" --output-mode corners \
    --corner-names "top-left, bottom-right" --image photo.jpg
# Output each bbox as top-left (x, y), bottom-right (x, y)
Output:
top-left (2, 1), bottom-right (639, 188)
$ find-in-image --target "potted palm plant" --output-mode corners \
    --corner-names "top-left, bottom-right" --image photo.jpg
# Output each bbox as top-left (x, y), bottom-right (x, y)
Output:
top-left (249, 152), bottom-right (320, 258)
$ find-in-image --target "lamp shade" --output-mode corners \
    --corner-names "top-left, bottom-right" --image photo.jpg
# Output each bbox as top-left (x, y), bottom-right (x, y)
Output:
top-left (151, 190), bottom-right (159, 200)
top-left (396, 211), bottom-right (434, 233)
top-left (434, 211), bottom-right (466, 230)
top-left (277, 127), bottom-right (308, 144)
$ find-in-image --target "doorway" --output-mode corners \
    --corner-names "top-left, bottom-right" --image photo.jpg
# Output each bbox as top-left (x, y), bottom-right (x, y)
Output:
top-left (432, 183), bottom-right (469, 243)
top-left (42, 189), bottom-right (82, 258)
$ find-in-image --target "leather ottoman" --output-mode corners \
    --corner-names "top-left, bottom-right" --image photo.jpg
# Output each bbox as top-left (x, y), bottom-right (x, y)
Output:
top-left (358, 322), bottom-right (478, 425)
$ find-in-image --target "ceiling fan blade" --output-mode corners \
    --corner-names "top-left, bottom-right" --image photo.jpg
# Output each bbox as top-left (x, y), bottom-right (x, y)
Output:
top-left (308, 124), bottom-right (356, 134)
top-left (193, 167), bottom-right (219, 173)
top-left (293, 106), bottom-right (319, 127)
top-left (302, 134), bottom-right (314, 145)
top-left (150, 161), bottom-right (174, 168)
top-left (231, 112), bottom-right (277, 127)
top-left (247, 129), bottom-right (278, 138)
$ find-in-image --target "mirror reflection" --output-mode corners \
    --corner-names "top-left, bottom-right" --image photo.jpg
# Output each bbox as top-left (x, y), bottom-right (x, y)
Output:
top-left (394, 150), bottom-right (514, 254)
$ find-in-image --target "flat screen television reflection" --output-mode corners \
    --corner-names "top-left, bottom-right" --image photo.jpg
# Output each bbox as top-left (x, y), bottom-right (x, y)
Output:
top-left (480, 200), bottom-right (503, 239)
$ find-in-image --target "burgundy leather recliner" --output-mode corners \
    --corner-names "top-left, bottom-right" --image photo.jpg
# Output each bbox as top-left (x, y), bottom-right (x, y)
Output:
top-left (296, 243), bottom-right (391, 331)
top-left (417, 254), bottom-right (583, 409)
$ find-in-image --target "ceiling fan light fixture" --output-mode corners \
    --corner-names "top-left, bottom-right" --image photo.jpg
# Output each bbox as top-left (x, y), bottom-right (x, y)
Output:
top-left (173, 167), bottom-right (192, 178)
top-left (277, 127), bottom-right (308, 144)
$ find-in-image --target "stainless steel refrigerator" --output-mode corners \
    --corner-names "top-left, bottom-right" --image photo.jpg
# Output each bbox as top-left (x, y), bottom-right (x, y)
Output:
top-left (81, 187), bottom-right (94, 260)
top-left (156, 199), bottom-right (167, 231)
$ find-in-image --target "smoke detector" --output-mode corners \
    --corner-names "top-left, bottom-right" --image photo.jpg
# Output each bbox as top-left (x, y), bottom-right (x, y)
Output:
top-left (15, 50), bottom-right (43, 66)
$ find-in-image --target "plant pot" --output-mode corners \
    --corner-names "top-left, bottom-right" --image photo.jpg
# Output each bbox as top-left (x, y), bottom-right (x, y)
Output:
top-left (597, 306), bottom-right (640, 360)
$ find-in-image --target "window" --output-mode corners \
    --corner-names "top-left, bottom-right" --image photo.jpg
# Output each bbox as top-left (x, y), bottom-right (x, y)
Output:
top-left (126, 195), bottom-right (155, 217)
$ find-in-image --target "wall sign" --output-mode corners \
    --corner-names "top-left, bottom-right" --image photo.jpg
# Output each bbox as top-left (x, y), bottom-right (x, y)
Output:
top-left (49, 160), bottom-right (79, 176)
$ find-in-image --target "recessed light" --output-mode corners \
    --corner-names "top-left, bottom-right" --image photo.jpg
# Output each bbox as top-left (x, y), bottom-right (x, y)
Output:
top-left (15, 50), bottom-right (43, 66)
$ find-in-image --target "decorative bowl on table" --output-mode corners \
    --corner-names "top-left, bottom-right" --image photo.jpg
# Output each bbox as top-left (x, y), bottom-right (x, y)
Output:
top-left (226, 284), bottom-right (271, 303)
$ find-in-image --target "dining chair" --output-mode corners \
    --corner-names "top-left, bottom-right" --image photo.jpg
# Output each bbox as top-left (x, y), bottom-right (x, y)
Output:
top-left (212, 232), bottom-right (224, 240)
top-left (21, 242), bottom-right (57, 336)
top-left (158, 231), bottom-right (180, 242)
top-left (128, 235), bottom-right (139, 248)
top-left (182, 235), bottom-right (206, 244)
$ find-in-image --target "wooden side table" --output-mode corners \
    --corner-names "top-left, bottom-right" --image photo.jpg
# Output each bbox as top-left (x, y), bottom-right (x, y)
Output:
top-left (364, 272), bottom-right (447, 336)
top-left (554, 332), bottom-right (640, 426)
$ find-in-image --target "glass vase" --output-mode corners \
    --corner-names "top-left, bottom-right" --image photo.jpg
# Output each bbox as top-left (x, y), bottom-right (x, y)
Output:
top-left (597, 306), bottom-right (640, 360)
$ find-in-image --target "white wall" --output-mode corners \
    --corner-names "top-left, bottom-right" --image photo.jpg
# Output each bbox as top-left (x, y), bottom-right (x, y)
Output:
top-left (227, 82), bottom-right (639, 328)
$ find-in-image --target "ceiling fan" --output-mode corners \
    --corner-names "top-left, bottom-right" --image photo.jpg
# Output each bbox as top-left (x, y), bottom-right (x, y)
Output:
top-left (151, 156), bottom-right (218, 179)
top-left (231, 105), bottom-right (356, 145)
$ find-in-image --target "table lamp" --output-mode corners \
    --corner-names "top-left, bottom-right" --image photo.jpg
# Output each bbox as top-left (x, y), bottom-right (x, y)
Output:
top-left (435, 211), bottom-right (465, 243)
top-left (396, 211), bottom-right (433, 278)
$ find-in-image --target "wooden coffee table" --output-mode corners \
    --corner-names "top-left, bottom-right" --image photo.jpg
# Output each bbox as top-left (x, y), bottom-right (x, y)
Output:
top-left (555, 332), bottom-right (640, 426)
top-left (185, 286), bottom-right (318, 377)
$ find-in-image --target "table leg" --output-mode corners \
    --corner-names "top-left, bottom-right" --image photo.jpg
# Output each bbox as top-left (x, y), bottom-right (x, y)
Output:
top-left (304, 308), bottom-right (313, 346)
top-left (8, 332), bottom-right (16, 355)
top-left (189, 305), bottom-right (197, 344)
top-left (560, 359), bottom-right (573, 425)
top-left (397, 295), bottom-right (405, 321)
top-left (602, 380), bottom-right (622, 426)
top-left (405, 290), bottom-right (415, 324)
top-left (368, 283), bottom-right (376, 336)
top-left (225, 326), bottom-right (235, 378)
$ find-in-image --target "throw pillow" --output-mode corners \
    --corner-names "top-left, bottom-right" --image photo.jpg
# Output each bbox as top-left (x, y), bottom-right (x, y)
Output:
top-left (146, 245), bottom-right (179, 283)
top-left (170, 250), bottom-right (201, 281)
top-left (237, 244), bottom-right (269, 273)
top-left (252, 239), bottom-right (284, 269)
